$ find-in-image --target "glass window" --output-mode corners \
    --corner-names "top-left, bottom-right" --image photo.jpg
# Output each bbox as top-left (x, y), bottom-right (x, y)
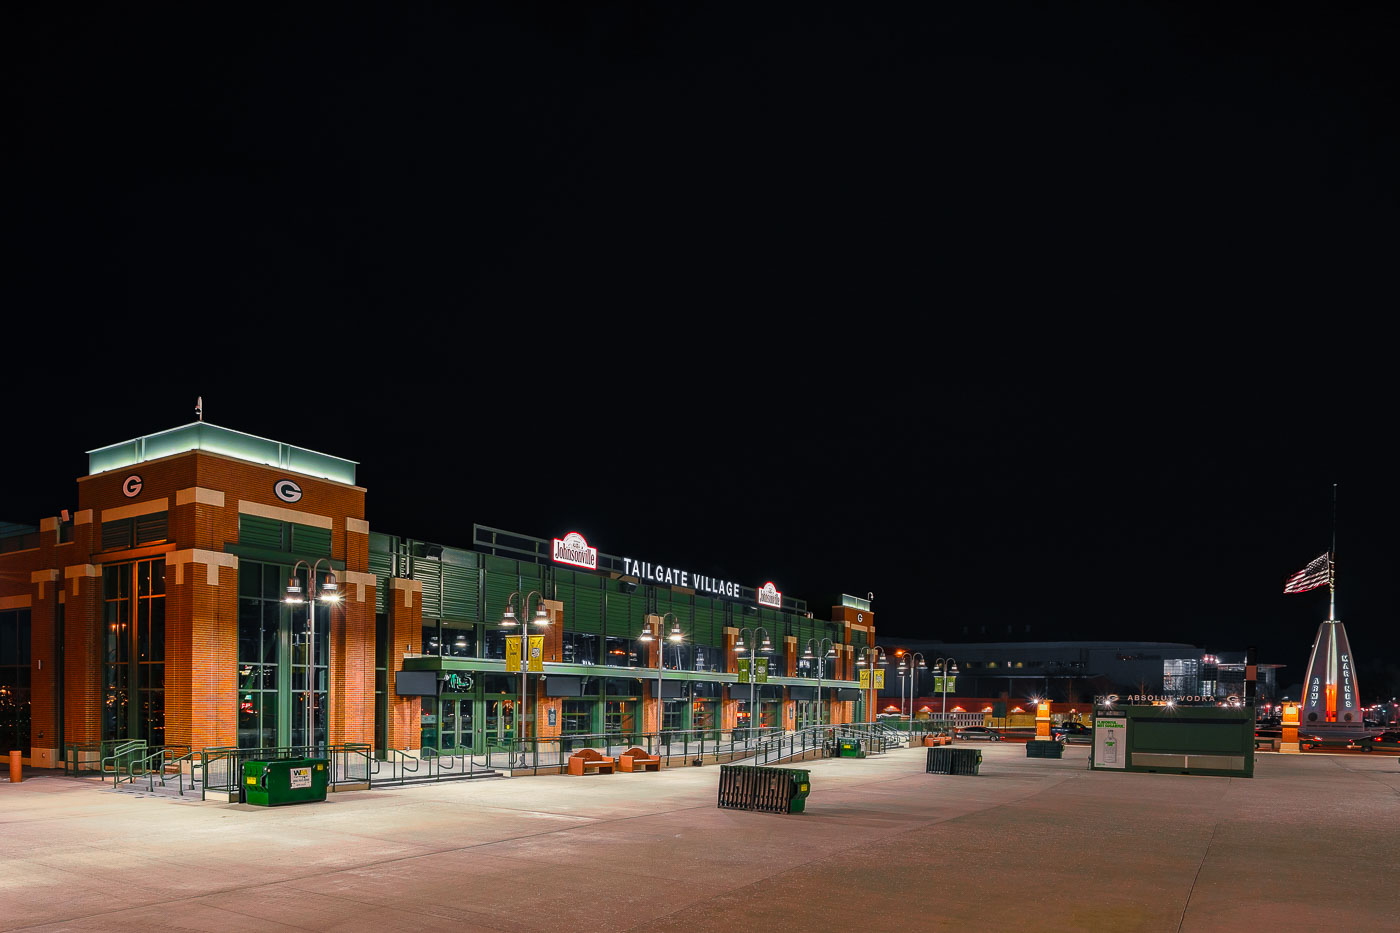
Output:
top-left (604, 636), bottom-right (640, 667)
top-left (421, 620), bottom-right (441, 657)
top-left (561, 699), bottom-right (593, 735)
top-left (0, 610), bottom-right (32, 754)
top-left (441, 620), bottom-right (475, 658)
top-left (562, 631), bottom-right (599, 665)
top-left (101, 560), bottom-right (165, 744)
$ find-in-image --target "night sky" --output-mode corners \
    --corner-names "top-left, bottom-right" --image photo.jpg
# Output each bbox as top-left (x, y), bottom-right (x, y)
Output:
top-left (8, 5), bottom-right (1398, 697)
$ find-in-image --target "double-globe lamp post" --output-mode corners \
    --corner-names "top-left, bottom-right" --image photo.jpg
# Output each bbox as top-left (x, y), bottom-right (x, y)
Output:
top-left (933, 656), bottom-right (959, 727)
top-left (284, 559), bottom-right (340, 751)
top-left (802, 638), bottom-right (836, 727)
top-left (640, 612), bottom-right (684, 749)
top-left (733, 626), bottom-right (771, 742)
top-left (898, 652), bottom-right (928, 729)
top-left (501, 590), bottom-right (550, 766)
top-left (856, 645), bottom-right (889, 724)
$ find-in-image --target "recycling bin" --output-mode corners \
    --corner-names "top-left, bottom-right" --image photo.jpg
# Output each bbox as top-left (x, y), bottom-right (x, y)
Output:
top-left (243, 758), bottom-right (328, 806)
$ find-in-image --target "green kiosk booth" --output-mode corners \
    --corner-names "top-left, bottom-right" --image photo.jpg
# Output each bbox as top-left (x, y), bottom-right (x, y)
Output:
top-left (1091, 701), bottom-right (1254, 778)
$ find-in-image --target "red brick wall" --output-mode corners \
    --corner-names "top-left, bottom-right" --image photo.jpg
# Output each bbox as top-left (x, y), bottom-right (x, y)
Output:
top-left (385, 578), bottom-right (422, 751)
top-left (330, 572), bottom-right (377, 747)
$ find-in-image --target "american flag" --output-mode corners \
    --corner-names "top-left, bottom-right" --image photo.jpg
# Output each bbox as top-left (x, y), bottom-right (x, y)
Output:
top-left (1283, 553), bottom-right (1331, 594)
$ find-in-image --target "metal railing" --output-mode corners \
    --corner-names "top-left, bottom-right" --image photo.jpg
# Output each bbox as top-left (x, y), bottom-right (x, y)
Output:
top-left (113, 745), bottom-right (192, 792)
top-left (199, 744), bottom-right (372, 801)
top-left (471, 726), bottom-right (789, 773)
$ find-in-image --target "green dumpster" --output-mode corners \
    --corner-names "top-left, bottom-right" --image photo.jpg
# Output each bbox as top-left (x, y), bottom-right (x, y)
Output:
top-left (243, 758), bottom-right (328, 807)
top-left (838, 739), bottom-right (865, 759)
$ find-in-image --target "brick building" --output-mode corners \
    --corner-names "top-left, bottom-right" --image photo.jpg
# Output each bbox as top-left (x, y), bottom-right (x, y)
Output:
top-left (0, 422), bottom-right (875, 766)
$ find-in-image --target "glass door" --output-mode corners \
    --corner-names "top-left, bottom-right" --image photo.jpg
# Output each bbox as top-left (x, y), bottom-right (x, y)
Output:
top-left (439, 696), bottom-right (474, 752)
top-left (486, 697), bottom-right (516, 752)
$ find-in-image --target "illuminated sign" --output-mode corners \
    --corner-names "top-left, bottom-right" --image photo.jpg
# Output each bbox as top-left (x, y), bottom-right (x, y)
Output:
top-left (122, 474), bottom-right (143, 497)
top-left (622, 557), bottom-right (742, 599)
top-left (274, 479), bottom-right (303, 503)
top-left (757, 582), bottom-right (782, 609)
top-left (552, 532), bottom-right (598, 570)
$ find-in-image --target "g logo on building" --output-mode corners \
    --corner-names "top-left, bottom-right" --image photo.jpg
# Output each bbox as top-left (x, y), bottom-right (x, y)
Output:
top-left (122, 474), bottom-right (143, 498)
top-left (274, 479), bottom-right (303, 503)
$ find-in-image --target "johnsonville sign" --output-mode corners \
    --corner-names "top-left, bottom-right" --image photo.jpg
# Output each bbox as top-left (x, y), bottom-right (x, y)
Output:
top-left (552, 532), bottom-right (598, 570)
top-left (757, 582), bottom-right (782, 609)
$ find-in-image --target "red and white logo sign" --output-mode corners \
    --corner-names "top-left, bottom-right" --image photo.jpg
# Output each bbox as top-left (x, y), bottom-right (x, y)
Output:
top-left (757, 581), bottom-right (782, 609)
top-left (552, 532), bottom-right (598, 570)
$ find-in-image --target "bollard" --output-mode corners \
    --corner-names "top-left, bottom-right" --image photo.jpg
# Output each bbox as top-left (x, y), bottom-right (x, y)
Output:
top-left (9, 750), bottom-right (21, 783)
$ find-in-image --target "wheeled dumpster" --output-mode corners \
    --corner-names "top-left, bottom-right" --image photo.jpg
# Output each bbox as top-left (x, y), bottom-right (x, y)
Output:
top-left (243, 758), bottom-right (328, 806)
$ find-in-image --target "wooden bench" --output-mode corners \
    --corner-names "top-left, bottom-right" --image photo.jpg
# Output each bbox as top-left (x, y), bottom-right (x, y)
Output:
top-left (618, 747), bottom-right (661, 772)
top-left (566, 748), bottom-right (615, 776)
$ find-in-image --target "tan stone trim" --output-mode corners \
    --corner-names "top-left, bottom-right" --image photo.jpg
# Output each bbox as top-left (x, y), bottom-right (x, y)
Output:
top-left (101, 498), bottom-right (170, 523)
top-left (175, 487), bottom-right (226, 507)
top-left (237, 499), bottom-right (333, 530)
top-left (40, 516), bottom-right (59, 532)
top-left (784, 635), bottom-right (797, 643)
top-left (849, 623), bottom-right (869, 633)
top-left (166, 549), bottom-right (239, 586)
top-left (66, 563), bottom-right (100, 595)
top-left (346, 517), bottom-right (369, 535)
top-left (31, 569), bottom-right (59, 600)
top-left (74, 509), bottom-right (94, 525)
top-left (390, 576), bottom-right (421, 608)
top-left (0, 594), bottom-right (32, 610)
top-left (340, 570), bottom-right (376, 601)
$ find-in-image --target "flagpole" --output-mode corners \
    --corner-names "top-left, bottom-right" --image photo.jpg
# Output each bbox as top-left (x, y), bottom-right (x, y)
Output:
top-left (1329, 483), bottom-right (1337, 622)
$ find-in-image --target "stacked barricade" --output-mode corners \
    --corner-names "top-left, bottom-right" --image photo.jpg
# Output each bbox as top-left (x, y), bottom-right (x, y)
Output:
top-left (717, 765), bottom-right (811, 814)
top-left (926, 746), bottom-right (983, 775)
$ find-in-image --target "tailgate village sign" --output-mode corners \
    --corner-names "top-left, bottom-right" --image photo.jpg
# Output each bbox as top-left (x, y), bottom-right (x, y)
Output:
top-left (621, 556), bottom-right (743, 599)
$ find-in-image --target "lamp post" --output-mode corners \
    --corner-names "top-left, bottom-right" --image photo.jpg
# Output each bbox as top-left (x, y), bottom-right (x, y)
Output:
top-left (933, 656), bottom-right (959, 727)
top-left (284, 559), bottom-right (339, 751)
top-left (500, 590), bottom-right (550, 767)
top-left (802, 638), bottom-right (837, 728)
top-left (733, 626), bottom-right (771, 743)
top-left (640, 612), bottom-right (684, 749)
top-left (902, 652), bottom-right (927, 729)
top-left (856, 645), bottom-right (889, 723)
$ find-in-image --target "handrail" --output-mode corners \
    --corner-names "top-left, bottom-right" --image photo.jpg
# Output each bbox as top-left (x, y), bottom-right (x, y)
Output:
top-left (101, 740), bottom-right (148, 783)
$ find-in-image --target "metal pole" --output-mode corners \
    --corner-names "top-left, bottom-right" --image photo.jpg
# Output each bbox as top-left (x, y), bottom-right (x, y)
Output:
top-left (307, 584), bottom-right (313, 750)
top-left (657, 627), bottom-right (663, 750)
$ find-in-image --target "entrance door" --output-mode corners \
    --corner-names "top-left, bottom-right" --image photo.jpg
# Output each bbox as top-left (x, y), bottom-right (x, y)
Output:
top-left (438, 696), bottom-right (475, 752)
top-left (486, 697), bottom-right (516, 751)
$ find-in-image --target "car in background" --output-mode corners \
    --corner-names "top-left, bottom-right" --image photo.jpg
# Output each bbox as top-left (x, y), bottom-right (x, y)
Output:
top-left (1051, 721), bottom-right (1092, 743)
top-left (955, 726), bottom-right (1002, 741)
top-left (1350, 730), bottom-right (1400, 752)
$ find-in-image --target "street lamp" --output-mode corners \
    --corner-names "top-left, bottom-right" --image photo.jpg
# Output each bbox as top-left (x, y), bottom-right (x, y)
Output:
top-left (856, 645), bottom-right (889, 723)
top-left (932, 656), bottom-right (959, 727)
top-left (897, 652), bottom-right (928, 728)
top-left (733, 626), bottom-right (771, 742)
top-left (802, 638), bottom-right (837, 728)
top-left (500, 590), bottom-right (550, 766)
top-left (640, 612), bottom-right (684, 747)
top-left (284, 559), bottom-right (340, 750)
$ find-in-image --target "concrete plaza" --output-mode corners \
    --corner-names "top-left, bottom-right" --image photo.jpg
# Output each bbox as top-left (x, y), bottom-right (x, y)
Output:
top-left (2, 744), bottom-right (1398, 932)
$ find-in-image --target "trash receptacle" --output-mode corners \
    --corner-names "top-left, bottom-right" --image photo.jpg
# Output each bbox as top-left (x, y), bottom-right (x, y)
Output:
top-left (838, 739), bottom-right (865, 759)
top-left (243, 758), bottom-right (328, 806)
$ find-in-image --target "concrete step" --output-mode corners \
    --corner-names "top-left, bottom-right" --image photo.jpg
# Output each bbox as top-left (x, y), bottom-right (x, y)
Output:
top-left (111, 780), bottom-right (201, 800)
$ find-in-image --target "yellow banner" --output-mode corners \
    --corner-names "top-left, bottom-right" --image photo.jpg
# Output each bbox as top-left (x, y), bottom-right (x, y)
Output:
top-left (874, 670), bottom-right (886, 689)
top-left (859, 669), bottom-right (871, 689)
top-left (528, 635), bottom-right (544, 672)
top-left (505, 635), bottom-right (521, 671)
